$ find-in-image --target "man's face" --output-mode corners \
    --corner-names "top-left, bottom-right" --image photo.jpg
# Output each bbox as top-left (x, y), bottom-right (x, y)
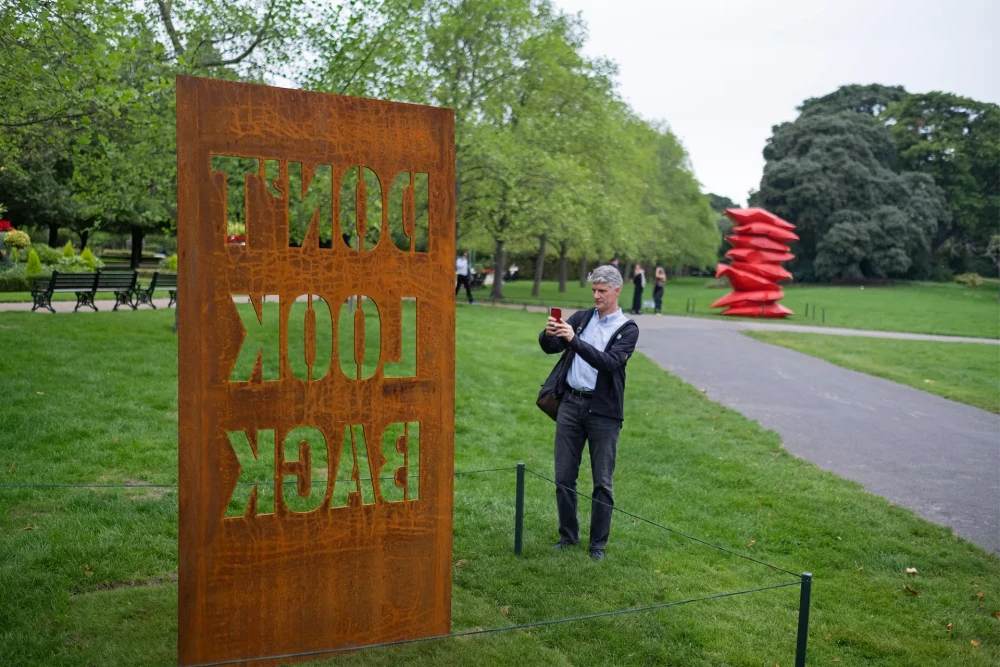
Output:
top-left (591, 282), bottom-right (620, 311)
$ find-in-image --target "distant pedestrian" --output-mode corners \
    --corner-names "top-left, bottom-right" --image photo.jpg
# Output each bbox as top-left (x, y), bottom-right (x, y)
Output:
top-left (653, 266), bottom-right (666, 314)
top-left (610, 257), bottom-right (624, 278)
top-left (630, 263), bottom-right (645, 314)
top-left (455, 251), bottom-right (474, 304)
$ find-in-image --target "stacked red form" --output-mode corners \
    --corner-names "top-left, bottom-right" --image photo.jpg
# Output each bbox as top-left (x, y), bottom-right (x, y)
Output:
top-left (711, 207), bottom-right (798, 318)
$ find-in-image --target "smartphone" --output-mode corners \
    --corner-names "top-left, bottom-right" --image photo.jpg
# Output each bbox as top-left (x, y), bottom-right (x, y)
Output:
top-left (550, 307), bottom-right (562, 323)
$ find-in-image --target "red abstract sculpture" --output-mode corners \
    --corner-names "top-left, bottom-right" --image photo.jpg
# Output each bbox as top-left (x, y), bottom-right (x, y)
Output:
top-left (712, 208), bottom-right (797, 318)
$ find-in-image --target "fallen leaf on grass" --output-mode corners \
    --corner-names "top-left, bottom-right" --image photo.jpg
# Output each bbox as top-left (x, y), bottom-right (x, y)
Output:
top-left (995, 612), bottom-right (1000, 619)
top-left (830, 659), bottom-right (840, 663)
top-left (823, 634), bottom-right (831, 641)
top-left (946, 623), bottom-right (953, 630)
top-left (836, 536), bottom-right (842, 541)
top-left (747, 540), bottom-right (755, 547)
top-left (906, 567), bottom-right (918, 575)
top-left (904, 585), bottom-right (920, 596)
top-left (83, 565), bottom-right (94, 576)
top-left (976, 592), bottom-right (985, 599)
top-left (36, 391), bottom-right (44, 395)
top-left (971, 640), bottom-right (980, 647)
top-left (500, 606), bottom-right (510, 616)
top-left (455, 559), bottom-right (467, 569)
top-left (923, 379), bottom-right (934, 384)
top-left (7, 464), bottom-right (13, 473)
top-left (654, 569), bottom-right (661, 574)
top-left (23, 525), bottom-right (33, 531)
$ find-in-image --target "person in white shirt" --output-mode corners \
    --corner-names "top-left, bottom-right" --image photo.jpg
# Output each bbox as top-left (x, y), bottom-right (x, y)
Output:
top-left (455, 252), bottom-right (474, 304)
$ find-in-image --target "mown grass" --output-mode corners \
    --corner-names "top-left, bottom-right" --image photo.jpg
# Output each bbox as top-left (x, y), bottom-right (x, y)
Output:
top-left (1, 306), bottom-right (998, 666)
top-left (744, 332), bottom-right (1000, 413)
top-left (0, 290), bottom-right (174, 304)
top-left (495, 278), bottom-right (1000, 339)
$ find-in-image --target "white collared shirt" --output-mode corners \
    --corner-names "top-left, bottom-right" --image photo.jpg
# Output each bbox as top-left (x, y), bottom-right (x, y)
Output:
top-left (456, 257), bottom-right (469, 276)
top-left (566, 308), bottom-right (630, 391)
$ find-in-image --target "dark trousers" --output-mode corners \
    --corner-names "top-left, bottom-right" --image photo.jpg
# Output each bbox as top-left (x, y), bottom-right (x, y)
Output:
top-left (653, 284), bottom-right (664, 313)
top-left (631, 285), bottom-right (643, 314)
top-left (455, 274), bottom-right (473, 303)
top-left (554, 392), bottom-right (622, 550)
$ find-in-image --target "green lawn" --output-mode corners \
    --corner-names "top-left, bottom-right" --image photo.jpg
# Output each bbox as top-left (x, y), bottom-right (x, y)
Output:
top-left (745, 332), bottom-right (1000, 413)
top-left (1, 307), bottom-right (998, 666)
top-left (493, 278), bottom-right (1000, 339)
top-left (0, 290), bottom-right (173, 303)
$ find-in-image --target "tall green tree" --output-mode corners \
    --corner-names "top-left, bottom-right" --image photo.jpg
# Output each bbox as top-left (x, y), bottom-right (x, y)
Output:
top-left (884, 92), bottom-right (1000, 264)
top-left (751, 111), bottom-right (951, 281)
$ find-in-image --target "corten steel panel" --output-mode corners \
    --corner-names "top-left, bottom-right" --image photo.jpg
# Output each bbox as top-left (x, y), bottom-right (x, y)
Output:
top-left (176, 75), bottom-right (455, 666)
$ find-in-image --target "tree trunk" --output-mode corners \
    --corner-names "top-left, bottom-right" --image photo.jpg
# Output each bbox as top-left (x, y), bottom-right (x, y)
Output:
top-left (78, 229), bottom-right (89, 250)
top-left (48, 224), bottom-right (59, 247)
top-left (558, 242), bottom-right (568, 292)
top-left (130, 226), bottom-right (144, 269)
top-left (490, 240), bottom-right (505, 299)
top-left (624, 260), bottom-right (633, 281)
top-left (174, 298), bottom-right (179, 334)
top-left (578, 256), bottom-right (588, 287)
top-left (531, 234), bottom-right (546, 298)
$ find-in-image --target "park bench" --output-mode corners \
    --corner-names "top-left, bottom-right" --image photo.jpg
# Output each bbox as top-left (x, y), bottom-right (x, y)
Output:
top-left (96, 271), bottom-right (139, 311)
top-left (134, 272), bottom-right (178, 309)
top-left (31, 271), bottom-right (100, 313)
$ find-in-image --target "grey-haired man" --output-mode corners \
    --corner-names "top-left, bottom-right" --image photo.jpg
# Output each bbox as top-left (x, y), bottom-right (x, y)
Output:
top-left (538, 265), bottom-right (640, 560)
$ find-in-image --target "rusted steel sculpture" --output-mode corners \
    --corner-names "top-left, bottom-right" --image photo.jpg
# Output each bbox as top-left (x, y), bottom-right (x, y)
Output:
top-left (176, 75), bottom-right (455, 666)
top-left (712, 208), bottom-right (797, 318)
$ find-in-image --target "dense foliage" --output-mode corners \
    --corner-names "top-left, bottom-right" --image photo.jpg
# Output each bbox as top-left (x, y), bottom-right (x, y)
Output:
top-left (752, 83), bottom-right (998, 281)
top-left (0, 0), bottom-right (719, 295)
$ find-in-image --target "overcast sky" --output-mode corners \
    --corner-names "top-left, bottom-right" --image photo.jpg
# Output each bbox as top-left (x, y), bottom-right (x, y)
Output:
top-left (554, 0), bottom-right (1000, 206)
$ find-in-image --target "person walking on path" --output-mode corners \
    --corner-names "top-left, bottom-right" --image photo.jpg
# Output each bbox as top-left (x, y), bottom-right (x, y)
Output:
top-left (630, 263), bottom-right (645, 314)
top-left (538, 265), bottom-right (640, 561)
top-left (455, 251), bottom-right (475, 304)
top-left (653, 266), bottom-right (666, 314)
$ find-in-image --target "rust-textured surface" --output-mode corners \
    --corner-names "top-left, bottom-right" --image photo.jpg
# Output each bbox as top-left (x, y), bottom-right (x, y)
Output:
top-left (176, 75), bottom-right (455, 666)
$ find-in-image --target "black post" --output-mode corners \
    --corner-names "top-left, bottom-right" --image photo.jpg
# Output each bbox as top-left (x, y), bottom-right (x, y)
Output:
top-left (795, 572), bottom-right (812, 667)
top-left (822, 308), bottom-right (825, 324)
top-left (804, 303), bottom-right (810, 317)
top-left (514, 462), bottom-right (525, 555)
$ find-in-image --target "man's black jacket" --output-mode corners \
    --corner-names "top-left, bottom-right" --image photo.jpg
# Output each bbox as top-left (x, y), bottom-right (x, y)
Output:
top-left (538, 308), bottom-right (640, 421)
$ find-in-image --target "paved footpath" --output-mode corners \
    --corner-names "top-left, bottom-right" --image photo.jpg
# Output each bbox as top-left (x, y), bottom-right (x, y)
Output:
top-left (633, 313), bottom-right (1000, 555)
top-left (4, 300), bottom-right (998, 553)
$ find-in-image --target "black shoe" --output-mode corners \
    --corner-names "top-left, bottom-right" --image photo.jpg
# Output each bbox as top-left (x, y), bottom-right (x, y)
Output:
top-left (552, 540), bottom-right (578, 551)
top-left (590, 549), bottom-right (605, 561)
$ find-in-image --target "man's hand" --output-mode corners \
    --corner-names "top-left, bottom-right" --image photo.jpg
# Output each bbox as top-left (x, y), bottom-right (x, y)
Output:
top-left (552, 321), bottom-right (575, 342)
top-left (544, 316), bottom-right (559, 337)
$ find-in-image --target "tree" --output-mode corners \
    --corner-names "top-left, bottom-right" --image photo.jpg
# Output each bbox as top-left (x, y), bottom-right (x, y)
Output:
top-left (751, 111), bottom-right (951, 281)
top-left (884, 92), bottom-right (1000, 262)
top-left (799, 83), bottom-right (909, 117)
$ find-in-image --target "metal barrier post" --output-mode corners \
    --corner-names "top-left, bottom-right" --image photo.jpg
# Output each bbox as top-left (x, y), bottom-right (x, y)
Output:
top-left (795, 572), bottom-right (812, 667)
top-left (821, 308), bottom-right (825, 324)
top-left (514, 462), bottom-right (525, 555)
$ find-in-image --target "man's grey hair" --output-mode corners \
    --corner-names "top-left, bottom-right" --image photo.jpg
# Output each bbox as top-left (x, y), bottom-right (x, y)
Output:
top-left (587, 265), bottom-right (623, 289)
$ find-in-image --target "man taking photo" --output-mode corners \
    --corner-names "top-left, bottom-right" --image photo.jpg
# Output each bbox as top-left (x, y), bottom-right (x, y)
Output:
top-left (538, 265), bottom-right (640, 561)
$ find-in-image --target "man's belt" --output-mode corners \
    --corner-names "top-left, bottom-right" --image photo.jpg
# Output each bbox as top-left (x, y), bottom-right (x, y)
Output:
top-left (566, 386), bottom-right (594, 399)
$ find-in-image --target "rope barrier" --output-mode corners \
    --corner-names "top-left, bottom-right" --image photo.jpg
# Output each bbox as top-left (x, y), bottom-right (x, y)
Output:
top-left (523, 467), bottom-right (801, 578)
top-left (188, 580), bottom-right (802, 667)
